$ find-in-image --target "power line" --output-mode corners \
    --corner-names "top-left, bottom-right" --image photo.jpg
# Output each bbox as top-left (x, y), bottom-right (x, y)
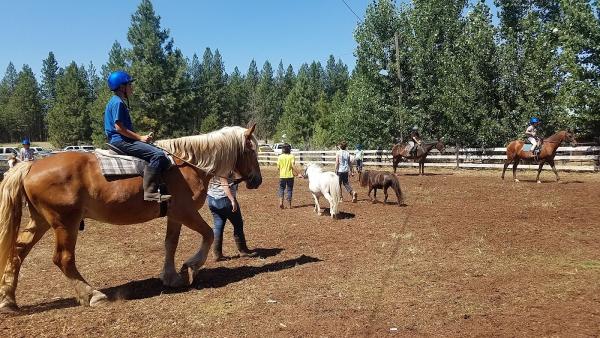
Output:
top-left (340, 0), bottom-right (362, 22)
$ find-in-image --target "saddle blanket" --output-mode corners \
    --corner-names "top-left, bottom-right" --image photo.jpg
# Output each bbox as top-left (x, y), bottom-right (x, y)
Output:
top-left (94, 149), bottom-right (147, 176)
top-left (522, 144), bottom-right (533, 152)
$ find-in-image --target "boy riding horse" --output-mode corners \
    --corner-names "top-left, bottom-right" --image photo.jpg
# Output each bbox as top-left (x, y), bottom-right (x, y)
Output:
top-left (525, 117), bottom-right (542, 158)
top-left (104, 70), bottom-right (171, 202)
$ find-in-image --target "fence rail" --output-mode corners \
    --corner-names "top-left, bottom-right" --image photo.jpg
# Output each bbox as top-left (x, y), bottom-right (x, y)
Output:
top-left (259, 146), bottom-right (600, 172)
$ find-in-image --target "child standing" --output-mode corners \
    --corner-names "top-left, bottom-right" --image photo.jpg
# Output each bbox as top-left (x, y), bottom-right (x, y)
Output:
top-left (336, 141), bottom-right (357, 202)
top-left (354, 144), bottom-right (364, 178)
top-left (276, 143), bottom-right (299, 209)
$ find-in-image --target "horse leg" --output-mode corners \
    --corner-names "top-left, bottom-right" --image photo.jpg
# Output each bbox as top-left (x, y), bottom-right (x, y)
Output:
top-left (549, 160), bottom-right (560, 181)
top-left (51, 217), bottom-right (107, 306)
top-left (392, 157), bottom-right (399, 173)
top-left (322, 192), bottom-right (334, 217)
top-left (501, 158), bottom-right (512, 180)
top-left (512, 158), bottom-right (520, 182)
top-left (419, 160), bottom-right (425, 175)
top-left (159, 219), bottom-right (189, 288)
top-left (384, 186), bottom-right (389, 204)
top-left (0, 207), bottom-right (51, 312)
top-left (177, 212), bottom-right (214, 282)
top-left (535, 161), bottom-right (545, 184)
top-left (312, 193), bottom-right (322, 216)
top-left (373, 188), bottom-right (378, 203)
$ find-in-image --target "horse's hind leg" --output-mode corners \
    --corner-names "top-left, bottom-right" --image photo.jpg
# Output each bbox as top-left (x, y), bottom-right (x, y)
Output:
top-left (512, 159), bottom-right (520, 182)
top-left (50, 214), bottom-right (107, 306)
top-left (160, 219), bottom-right (189, 288)
top-left (383, 186), bottom-right (389, 204)
top-left (312, 193), bottom-right (322, 215)
top-left (0, 207), bottom-right (51, 312)
top-left (501, 158), bottom-right (512, 180)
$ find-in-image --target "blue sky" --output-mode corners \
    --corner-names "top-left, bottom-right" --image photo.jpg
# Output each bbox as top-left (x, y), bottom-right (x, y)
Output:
top-left (0, 0), bottom-right (497, 78)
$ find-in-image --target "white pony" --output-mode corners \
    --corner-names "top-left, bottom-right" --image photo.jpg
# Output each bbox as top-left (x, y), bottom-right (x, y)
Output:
top-left (304, 163), bottom-right (341, 219)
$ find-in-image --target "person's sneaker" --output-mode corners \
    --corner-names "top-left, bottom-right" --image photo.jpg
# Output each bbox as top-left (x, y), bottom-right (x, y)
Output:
top-left (352, 191), bottom-right (358, 203)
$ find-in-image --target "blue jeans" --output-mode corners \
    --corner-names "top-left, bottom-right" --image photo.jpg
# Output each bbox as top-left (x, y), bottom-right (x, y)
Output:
top-left (111, 140), bottom-right (170, 171)
top-left (278, 178), bottom-right (294, 201)
top-left (208, 196), bottom-right (245, 239)
top-left (338, 171), bottom-right (353, 193)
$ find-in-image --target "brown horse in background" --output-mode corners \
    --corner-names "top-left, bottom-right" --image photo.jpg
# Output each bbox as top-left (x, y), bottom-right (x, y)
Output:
top-left (359, 170), bottom-right (404, 206)
top-left (501, 130), bottom-right (576, 183)
top-left (392, 140), bottom-right (445, 175)
top-left (0, 125), bottom-right (262, 312)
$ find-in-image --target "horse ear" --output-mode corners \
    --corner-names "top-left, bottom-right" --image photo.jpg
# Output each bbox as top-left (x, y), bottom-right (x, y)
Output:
top-left (245, 123), bottom-right (256, 137)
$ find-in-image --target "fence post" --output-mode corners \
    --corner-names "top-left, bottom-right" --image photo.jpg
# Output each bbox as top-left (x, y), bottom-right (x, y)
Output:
top-left (455, 144), bottom-right (460, 170)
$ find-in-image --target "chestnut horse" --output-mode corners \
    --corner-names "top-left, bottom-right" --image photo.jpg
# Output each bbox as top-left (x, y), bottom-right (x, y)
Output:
top-left (0, 125), bottom-right (262, 312)
top-left (359, 170), bottom-right (404, 206)
top-left (392, 140), bottom-right (445, 175)
top-left (501, 130), bottom-right (576, 183)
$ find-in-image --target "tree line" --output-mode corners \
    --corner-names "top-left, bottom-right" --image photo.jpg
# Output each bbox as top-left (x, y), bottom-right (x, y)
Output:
top-left (0, 0), bottom-right (598, 149)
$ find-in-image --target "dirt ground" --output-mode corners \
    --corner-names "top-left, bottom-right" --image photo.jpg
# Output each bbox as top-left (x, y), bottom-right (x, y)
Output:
top-left (1, 166), bottom-right (600, 337)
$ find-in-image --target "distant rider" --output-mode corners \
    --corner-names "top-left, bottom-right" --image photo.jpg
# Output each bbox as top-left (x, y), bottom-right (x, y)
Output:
top-left (409, 126), bottom-right (422, 157)
top-left (19, 138), bottom-right (35, 162)
top-left (525, 117), bottom-right (542, 156)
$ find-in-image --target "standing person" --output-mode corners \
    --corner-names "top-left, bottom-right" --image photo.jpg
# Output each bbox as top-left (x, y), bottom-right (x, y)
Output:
top-left (104, 70), bottom-right (171, 202)
top-left (19, 138), bottom-right (35, 162)
top-left (354, 144), bottom-right (364, 178)
top-left (276, 143), bottom-right (300, 209)
top-left (208, 174), bottom-right (258, 261)
top-left (336, 141), bottom-right (357, 203)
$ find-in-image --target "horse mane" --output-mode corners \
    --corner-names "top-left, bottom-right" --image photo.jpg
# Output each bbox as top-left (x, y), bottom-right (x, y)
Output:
top-left (156, 126), bottom-right (255, 176)
top-left (545, 130), bottom-right (567, 142)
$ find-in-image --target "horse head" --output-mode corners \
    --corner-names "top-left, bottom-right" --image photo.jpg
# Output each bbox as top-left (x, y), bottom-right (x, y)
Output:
top-left (303, 162), bottom-right (320, 178)
top-left (359, 170), bottom-right (370, 187)
top-left (564, 129), bottom-right (577, 145)
top-left (435, 138), bottom-right (445, 153)
top-left (234, 124), bottom-right (262, 189)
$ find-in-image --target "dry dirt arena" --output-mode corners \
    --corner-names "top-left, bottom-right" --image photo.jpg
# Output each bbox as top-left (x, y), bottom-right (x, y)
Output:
top-left (1, 166), bottom-right (600, 337)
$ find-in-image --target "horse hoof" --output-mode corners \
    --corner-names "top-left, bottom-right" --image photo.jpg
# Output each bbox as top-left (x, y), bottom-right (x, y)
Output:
top-left (0, 300), bottom-right (19, 314)
top-left (90, 290), bottom-right (108, 307)
top-left (514, 179), bottom-right (519, 183)
top-left (317, 212), bottom-right (323, 216)
top-left (537, 180), bottom-right (542, 184)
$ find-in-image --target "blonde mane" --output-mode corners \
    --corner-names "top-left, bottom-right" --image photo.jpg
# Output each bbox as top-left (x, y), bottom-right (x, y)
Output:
top-left (156, 126), bottom-right (256, 176)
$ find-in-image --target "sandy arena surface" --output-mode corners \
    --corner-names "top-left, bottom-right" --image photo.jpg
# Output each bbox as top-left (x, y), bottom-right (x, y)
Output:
top-left (1, 166), bottom-right (599, 337)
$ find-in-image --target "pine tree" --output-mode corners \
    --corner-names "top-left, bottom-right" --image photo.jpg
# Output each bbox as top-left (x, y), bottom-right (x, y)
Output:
top-left (225, 66), bottom-right (247, 126)
top-left (5, 65), bottom-right (43, 142)
top-left (245, 59), bottom-right (260, 127)
top-left (255, 60), bottom-right (278, 140)
top-left (101, 41), bottom-right (128, 79)
top-left (0, 62), bottom-right (18, 141)
top-left (47, 62), bottom-right (91, 147)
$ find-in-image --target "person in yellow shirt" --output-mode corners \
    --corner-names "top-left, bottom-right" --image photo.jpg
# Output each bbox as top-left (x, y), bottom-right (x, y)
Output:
top-left (277, 143), bottom-right (301, 209)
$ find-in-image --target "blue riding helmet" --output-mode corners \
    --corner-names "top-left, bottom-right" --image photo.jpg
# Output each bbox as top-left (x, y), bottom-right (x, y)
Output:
top-left (411, 126), bottom-right (419, 131)
top-left (356, 144), bottom-right (363, 150)
top-left (107, 70), bottom-right (133, 91)
top-left (530, 117), bottom-right (540, 124)
top-left (22, 138), bottom-right (30, 145)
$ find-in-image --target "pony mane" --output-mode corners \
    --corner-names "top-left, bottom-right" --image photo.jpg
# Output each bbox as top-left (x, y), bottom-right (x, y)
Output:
top-left (156, 126), bottom-right (255, 176)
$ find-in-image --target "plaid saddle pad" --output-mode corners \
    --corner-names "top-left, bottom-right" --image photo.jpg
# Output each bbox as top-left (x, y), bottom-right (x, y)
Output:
top-left (94, 149), bottom-right (147, 176)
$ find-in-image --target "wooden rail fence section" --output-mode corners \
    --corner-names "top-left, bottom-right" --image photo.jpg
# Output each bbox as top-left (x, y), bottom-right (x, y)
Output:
top-left (259, 146), bottom-right (600, 172)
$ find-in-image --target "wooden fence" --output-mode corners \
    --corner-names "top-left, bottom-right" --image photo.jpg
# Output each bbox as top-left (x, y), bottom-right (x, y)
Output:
top-left (259, 146), bottom-right (600, 172)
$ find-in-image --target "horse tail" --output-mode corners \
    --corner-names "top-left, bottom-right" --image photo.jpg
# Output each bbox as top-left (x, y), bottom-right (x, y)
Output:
top-left (0, 162), bottom-right (32, 279)
top-left (329, 174), bottom-right (341, 217)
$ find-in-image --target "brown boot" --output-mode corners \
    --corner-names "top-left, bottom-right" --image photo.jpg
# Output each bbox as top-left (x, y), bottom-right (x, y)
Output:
top-left (143, 167), bottom-right (171, 202)
top-left (234, 234), bottom-right (258, 257)
top-left (212, 235), bottom-right (225, 262)
top-left (279, 197), bottom-right (284, 209)
top-left (287, 199), bottom-right (292, 209)
top-left (352, 191), bottom-right (357, 203)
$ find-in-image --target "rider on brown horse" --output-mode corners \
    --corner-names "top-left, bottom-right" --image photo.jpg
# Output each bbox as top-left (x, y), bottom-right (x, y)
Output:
top-left (104, 70), bottom-right (171, 202)
top-left (409, 126), bottom-right (422, 157)
top-left (525, 117), bottom-right (542, 158)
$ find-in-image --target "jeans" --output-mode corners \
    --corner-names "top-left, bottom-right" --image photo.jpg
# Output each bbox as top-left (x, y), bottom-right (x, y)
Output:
top-left (208, 195), bottom-right (245, 239)
top-left (278, 178), bottom-right (294, 201)
top-left (111, 140), bottom-right (171, 171)
top-left (356, 159), bottom-right (363, 172)
top-left (338, 172), bottom-right (353, 193)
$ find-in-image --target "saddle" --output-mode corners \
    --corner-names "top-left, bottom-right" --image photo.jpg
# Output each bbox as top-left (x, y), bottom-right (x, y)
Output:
top-left (94, 144), bottom-right (174, 177)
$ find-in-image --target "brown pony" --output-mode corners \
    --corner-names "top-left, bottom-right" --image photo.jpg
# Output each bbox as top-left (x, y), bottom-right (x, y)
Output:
top-left (391, 140), bottom-right (445, 175)
top-left (501, 130), bottom-right (576, 183)
top-left (359, 170), bottom-right (404, 206)
top-left (0, 125), bottom-right (262, 312)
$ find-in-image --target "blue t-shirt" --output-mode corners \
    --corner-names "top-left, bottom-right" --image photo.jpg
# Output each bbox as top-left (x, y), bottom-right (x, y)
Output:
top-left (104, 95), bottom-right (134, 143)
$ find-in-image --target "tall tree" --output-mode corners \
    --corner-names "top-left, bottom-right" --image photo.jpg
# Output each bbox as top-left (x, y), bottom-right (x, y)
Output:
top-left (255, 60), bottom-right (278, 140)
top-left (225, 66), bottom-right (247, 126)
top-left (5, 65), bottom-right (43, 142)
top-left (0, 63), bottom-right (18, 141)
top-left (47, 62), bottom-right (91, 147)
